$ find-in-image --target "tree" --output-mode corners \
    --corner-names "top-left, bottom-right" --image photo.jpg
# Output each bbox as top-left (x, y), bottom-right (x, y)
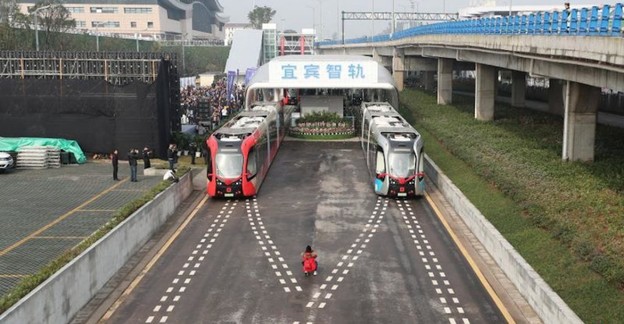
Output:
top-left (29, 0), bottom-right (75, 50)
top-left (247, 6), bottom-right (276, 29)
top-left (0, 0), bottom-right (30, 49)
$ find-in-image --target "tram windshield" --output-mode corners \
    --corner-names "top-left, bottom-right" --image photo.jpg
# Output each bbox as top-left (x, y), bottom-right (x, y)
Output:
top-left (215, 153), bottom-right (243, 178)
top-left (388, 152), bottom-right (416, 178)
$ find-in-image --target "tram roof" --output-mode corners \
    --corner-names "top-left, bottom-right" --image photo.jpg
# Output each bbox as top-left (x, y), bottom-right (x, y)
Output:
top-left (246, 55), bottom-right (398, 91)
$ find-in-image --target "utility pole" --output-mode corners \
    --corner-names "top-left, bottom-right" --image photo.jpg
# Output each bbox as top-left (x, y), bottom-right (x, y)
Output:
top-left (392, 0), bottom-right (395, 34)
top-left (33, 5), bottom-right (52, 51)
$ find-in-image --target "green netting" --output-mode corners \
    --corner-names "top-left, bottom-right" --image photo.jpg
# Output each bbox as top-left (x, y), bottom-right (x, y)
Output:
top-left (0, 137), bottom-right (87, 164)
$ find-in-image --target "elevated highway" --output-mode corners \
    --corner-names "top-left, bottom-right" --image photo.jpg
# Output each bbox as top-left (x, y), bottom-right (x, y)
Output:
top-left (317, 3), bottom-right (624, 162)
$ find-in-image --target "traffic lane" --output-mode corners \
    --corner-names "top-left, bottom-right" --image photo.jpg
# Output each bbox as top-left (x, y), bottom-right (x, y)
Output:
top-left (391, 198), bottom-right (505, 323)
top-left (258, 141), bottom-right (375, 258)
top-left (290, 197), bottom-right (503, 323)
top-left (105, 141), bottom-right (375, 323)
top-left (104, 198), bottom-right (244, 323)
top-left (104, 140), bottom-right (506, 323)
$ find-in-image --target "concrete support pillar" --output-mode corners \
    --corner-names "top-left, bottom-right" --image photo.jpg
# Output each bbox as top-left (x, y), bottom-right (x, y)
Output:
top-left (511, 71), bottom-right (527, 108)
top-left (475, 63), bottom-right (496, 121)
top-left (549, 79), bottom-right (565, 116)
top-left (437, 58), bottom-right (453, 105)
top-left (424, 71), bottom-right (436, 91)
top-left (393, 48), bottom-right (405, 92)
top-left (562, 81), bottom-right (600, 162)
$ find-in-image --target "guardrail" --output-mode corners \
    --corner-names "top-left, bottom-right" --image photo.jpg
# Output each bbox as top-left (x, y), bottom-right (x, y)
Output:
top-left (318, 3), bottom-right (623, 46)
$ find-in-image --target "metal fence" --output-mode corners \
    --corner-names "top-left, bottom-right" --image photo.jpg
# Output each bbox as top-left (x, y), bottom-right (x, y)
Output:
top-left (319, 3), bottom-right (623, 46)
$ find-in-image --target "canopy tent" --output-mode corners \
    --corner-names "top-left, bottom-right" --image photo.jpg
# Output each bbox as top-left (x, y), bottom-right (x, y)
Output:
top-left (245, 55), bottom-right (399, 109)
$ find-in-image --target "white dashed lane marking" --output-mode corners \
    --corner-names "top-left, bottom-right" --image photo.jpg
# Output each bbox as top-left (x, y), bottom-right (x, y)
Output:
top-left (247, 198), bottom-right (301, 293)
top-left (395, 199), bottom-right (470, 324)
top-left (144, 201), bottom-right (238, 324)
top-left (306, 197), bottom-right (388, 309)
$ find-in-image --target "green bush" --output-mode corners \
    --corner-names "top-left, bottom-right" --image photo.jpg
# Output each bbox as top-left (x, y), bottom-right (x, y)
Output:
top-left (297, 111), bottom-right (345, 124)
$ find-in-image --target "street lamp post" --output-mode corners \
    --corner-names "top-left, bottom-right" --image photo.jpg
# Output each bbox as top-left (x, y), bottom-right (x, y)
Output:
top-left (94, 22), bottom-right (102, 52)
top-left (317, 0), bottom-right (323, 40)
top-left (392, 0), bottom-right (396, 34)
top-left (371, 0), bottom-right (374, 39)
top-left (33, 5), bottom-right (52, 51)
top-left (306, 5), bottom-right (316, 36)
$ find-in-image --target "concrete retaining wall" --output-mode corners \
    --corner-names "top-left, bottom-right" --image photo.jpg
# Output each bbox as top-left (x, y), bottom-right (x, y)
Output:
top-left (424, 156), bottom-right (582, 324)
top-left (0, 174), bottom-right (194, 324)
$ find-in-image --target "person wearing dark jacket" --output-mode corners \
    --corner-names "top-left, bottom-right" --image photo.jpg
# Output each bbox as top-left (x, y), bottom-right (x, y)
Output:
top-left (189, 142), bottom-right (197, 165)
top-left (111, 149), bottom-right (119, 181)
top-left (167, 144), bottom-right (176, 171)
top-left (142, 147), bottom-right (151, 169)
top-left (128, 149), bottom-right (139, 182)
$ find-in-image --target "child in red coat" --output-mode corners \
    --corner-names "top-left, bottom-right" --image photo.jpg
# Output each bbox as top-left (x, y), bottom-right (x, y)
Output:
top-left (301, 245), bottom-right (318, 276)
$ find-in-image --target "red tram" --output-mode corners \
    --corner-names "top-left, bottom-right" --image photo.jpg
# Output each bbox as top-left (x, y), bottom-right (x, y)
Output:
top-left (206, 102), bottom-right (292, 198)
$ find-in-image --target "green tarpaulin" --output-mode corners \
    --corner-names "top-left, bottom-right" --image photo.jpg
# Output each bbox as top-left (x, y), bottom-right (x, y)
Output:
top-left (0, 137), bottom-right (87, 164)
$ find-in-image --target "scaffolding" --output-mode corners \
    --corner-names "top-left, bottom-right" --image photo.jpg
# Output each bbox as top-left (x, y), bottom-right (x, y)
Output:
top-left (279, 32), bottom-right (315, 56)
top-left (341, 11), bottom-right (459, 43)
top-left (0, 51), bottom-right (177, 86)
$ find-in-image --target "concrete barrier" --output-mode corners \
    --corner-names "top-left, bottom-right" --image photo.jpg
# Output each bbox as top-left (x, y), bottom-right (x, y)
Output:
top-left (424, 155), bottom-right (582, 324)
top-left (0, 173), bottom-right (194, 324)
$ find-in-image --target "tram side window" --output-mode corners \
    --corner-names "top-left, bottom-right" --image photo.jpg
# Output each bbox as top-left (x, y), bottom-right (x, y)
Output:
top-left (247, 147), bottom-right (258, 177)
top-left (375, 147), bottom-right (385, 176)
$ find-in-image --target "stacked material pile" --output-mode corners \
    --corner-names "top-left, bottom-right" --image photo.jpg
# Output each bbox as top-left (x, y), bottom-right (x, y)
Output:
top-left (46, 147), bottom-right (61, 168)
top-left (16, 146), bottom-right (61, 169)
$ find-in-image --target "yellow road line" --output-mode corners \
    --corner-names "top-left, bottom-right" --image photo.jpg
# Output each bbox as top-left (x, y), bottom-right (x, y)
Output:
top-left (0, 179), bottom-right (128, 257)
top-left (0, 274), bottom-right (28, 278)
top-left (78, 209), bottom-right (117, 212)
top-left (101, 195), bottom-right (209, 321)
top-left (425, 192), bottom-right (515, 324)
top-left (33, 236), bottom-right (87, 240)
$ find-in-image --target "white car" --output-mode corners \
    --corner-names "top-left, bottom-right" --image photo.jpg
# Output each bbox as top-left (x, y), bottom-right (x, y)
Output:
top-left (0, 152), bottom-right (14, 173)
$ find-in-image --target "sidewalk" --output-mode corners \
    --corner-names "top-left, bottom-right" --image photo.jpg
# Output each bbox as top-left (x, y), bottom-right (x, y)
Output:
top-left (0, 162), bottom-right (163, 297)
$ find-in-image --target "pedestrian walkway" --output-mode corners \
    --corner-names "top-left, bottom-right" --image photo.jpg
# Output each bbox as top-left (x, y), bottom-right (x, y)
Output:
top-left (0, 162), bottom-right (163, 297)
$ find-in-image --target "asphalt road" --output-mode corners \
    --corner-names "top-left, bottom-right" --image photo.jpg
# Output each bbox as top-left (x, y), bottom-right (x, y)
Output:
top-left (103, 141), bottom-right (505, 323)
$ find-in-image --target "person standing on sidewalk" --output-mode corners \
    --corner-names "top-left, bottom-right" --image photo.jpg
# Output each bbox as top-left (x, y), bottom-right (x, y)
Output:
top-left (142, 147), bottom-right (151, 169)
top-left (128, 148), bottom-right (139, 182)
top-left (189, 142), bottom-right (197, 165)
top-left (167, 144), bottom-right (176, 171)
top-left (111, 149), bottom-right (119, 181)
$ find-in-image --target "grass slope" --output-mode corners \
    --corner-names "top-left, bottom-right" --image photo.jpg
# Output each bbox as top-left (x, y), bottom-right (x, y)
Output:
top-left (399, 89), bottom-right (624, 321)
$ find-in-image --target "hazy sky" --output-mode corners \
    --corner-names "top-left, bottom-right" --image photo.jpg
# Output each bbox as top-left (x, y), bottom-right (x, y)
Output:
top-left (221, 0), bottom-right (603, 39)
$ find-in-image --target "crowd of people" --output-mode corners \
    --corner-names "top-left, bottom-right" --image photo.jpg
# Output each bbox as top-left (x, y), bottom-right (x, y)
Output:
top-left (179, 79), bottom-right (246, 130)
top-left (108, 79), bottom-right (247, 183)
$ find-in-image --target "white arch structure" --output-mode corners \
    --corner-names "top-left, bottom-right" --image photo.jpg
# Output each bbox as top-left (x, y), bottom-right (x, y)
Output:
top-left (245, 55), bottom-right (399, 109)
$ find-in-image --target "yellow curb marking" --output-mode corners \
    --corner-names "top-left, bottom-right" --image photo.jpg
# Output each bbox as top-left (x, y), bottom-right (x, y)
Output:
top-left (425, 192), bottom-right (515, 324)
top-left (0, 179), bottom-right (129, 257)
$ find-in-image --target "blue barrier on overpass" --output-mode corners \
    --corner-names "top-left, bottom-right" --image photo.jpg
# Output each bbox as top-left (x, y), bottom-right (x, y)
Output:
top-left (318, 3), bottom-right (623, 46)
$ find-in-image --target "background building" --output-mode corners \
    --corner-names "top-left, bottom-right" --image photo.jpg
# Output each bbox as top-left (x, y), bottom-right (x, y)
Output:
top-left (17, 0), bottom-right (228, 41)
top-left (224, 22), bottom-right (252, 45)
